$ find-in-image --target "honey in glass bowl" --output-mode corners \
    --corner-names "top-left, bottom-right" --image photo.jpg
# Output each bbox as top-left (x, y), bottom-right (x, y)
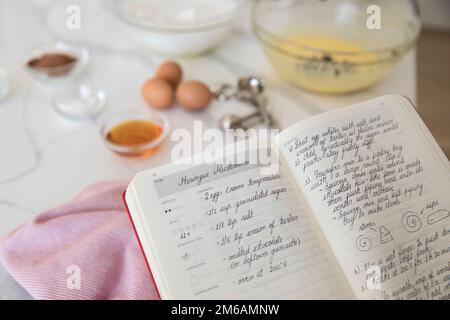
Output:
top-left (106, 120), bottom-right (163, 147)
top-left (101, 111), bottom-right (169, 157)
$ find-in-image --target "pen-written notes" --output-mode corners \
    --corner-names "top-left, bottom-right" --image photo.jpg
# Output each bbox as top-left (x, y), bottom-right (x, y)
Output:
top-left (282, 107), bottom-right (450, 300)
top-left (153, 161), bottom-right (348, 299)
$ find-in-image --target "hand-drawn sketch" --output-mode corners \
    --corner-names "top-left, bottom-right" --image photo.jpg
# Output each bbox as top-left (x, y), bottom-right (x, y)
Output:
top-left (379, 226), bottom-right (393, 244)
top-left (402, 211), bottom-right (422, 233)
top-left (427, 209), bottom-right (450, 225)
top-left (356, 234), bottom-right (372, 251)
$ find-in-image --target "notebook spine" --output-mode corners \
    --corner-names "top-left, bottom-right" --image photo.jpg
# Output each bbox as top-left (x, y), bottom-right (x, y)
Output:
top-left (122, 190), bottom-right (162, 300)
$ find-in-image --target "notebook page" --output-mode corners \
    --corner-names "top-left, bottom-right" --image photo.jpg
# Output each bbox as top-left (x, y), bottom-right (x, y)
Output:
top-left (278, 95), bottom-right (450, 300)
top-left (129, 150), bottom-right (351, 299)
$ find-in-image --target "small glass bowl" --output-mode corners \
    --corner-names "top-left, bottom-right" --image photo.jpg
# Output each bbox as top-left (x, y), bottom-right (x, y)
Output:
top-left (112, 0), bottom-right (243, 56)
top-left (52, 84), bottom-right (106, 120)
top-left (23, 42), bottom-right (89, 85)
top-left (100, 110), bottom-right (170, 157)
top-left (252, 0), bottom-right (421, 94)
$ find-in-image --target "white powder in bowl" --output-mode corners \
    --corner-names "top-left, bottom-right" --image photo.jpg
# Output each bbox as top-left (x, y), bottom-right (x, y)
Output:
top-left (120, 0), bottom-right (238, 30)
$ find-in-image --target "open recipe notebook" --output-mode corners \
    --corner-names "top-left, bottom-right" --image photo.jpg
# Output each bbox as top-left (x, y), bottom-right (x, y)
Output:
top-left (124, 95), bottom-right (450, 300)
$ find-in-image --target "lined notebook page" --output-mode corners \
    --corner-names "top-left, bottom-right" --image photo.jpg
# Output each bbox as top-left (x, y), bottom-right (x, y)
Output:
top-left (279, 96), bottom-right (450, 300)
top-left (130, 155), bottom-right (351, 299)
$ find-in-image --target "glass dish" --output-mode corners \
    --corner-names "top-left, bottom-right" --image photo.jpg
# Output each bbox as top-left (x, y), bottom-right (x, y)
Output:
top-left (112, 0), bottom-right (243, 56)
top-left (52, 84), bottom-right (106, 120)
top-left (22, 42), bottom-right (89, 85)
top-left (252, 0), bottom-right (421, 94)
top-left (100, 109), bottom-right (170, 157)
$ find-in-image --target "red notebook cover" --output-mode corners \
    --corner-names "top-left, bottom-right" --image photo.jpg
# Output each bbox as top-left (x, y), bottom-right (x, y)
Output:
top-left (122, 190), bottom-right (162, 300)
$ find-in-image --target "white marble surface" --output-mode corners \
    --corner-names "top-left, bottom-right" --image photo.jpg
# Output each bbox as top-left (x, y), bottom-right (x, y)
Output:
top-left (0, 0), bottom-right (416, 299)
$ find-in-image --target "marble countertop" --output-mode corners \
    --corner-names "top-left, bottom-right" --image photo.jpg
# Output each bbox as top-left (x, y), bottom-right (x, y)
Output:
top-left (0, 0), bottom-right (416, 299)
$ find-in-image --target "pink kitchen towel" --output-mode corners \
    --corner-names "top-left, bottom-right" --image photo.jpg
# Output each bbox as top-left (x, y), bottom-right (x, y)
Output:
top-left (0, 181), bottom-right (158, 300)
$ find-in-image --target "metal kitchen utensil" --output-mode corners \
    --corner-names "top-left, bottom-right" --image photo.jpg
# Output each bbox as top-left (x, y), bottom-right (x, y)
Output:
top-left (211, 76), bottom-right (275, 130)
top-left (219, 111), bottom-right (261, 130)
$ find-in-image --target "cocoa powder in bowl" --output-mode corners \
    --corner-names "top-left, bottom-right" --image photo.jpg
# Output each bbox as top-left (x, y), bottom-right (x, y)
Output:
top-left (28, 53), bottom-right (78, 77)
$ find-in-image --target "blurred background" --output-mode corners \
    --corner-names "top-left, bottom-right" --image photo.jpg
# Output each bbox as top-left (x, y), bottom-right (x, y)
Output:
top-left (416, 0), bottom-right (450, 157)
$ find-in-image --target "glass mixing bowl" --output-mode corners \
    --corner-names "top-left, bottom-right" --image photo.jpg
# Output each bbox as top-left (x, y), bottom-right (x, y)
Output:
top-left (253, 0), bottom-right (421, 94)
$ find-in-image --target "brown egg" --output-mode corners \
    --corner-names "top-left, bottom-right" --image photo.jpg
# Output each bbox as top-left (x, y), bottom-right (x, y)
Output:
top-left (141, 78), bottom-right (174, 109)
top-left (155, 61), bottom-right (183, 88)
top-left (176, 80), bottom-right (212, 111)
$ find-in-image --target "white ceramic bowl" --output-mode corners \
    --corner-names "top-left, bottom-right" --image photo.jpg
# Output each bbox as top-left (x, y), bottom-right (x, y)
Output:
top-left (113, 0), bottom-right (243, 56)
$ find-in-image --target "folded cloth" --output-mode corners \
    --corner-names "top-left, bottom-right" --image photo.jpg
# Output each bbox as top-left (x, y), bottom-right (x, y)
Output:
top-left (0, 181), bottom-right (157, 300)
